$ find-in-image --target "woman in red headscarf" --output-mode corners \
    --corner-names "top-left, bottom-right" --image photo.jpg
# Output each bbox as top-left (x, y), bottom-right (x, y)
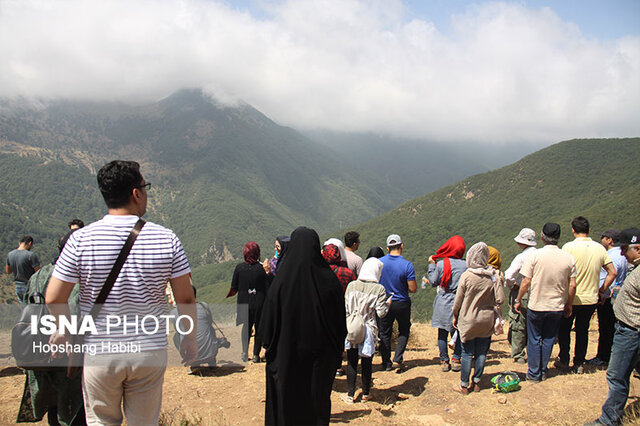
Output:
top-left (428, 235), bottom-right (467, 372)
top-left (228, 241), bottom-right (269, 363)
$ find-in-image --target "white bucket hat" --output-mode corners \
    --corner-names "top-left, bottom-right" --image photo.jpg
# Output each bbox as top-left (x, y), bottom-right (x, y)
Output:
top-left (514, 228), bottom-right (537, 246)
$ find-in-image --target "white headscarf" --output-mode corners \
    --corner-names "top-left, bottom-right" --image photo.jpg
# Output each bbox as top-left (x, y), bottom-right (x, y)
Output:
top-left (323, 238), bottom-right (347, 264)
top-left (358, 258), bottom-right (383, 282)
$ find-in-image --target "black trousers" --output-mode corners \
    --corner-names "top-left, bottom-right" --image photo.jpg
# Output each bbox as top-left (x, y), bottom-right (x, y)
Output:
top-left (378, 300), bottom-right (411, 366)
top-left (558, 304), bottom-right (597, 367)
top-left (241, 305), bottom-right (263, 357)
top-left (596, 298), bottom-right (616, 362)
top-left (346, 348), bottom-right (372, 397)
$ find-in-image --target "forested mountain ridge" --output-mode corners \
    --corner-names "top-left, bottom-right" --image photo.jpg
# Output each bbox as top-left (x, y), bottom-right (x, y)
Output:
top-left (0, 89), bottom-right (408, 271)
top-left (192, 137), bottom-right (639, 310)
top-left (352, 137), bottom-right (640, 268)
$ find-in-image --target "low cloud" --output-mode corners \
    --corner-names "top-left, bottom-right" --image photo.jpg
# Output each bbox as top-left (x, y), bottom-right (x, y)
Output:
top-left (0, 0), bottom-right (638, 144)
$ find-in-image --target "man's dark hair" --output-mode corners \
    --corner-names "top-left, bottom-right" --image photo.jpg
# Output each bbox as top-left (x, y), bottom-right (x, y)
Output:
top-left (388, 243), bottom-right (402, 251)
top-left (344, 231), bottom-right (360, 248)
top-left (97, 160), bottom-right (143, 209)
top-left (68, 219), bottom-right (84, 229)
top-left (571, 216), bottom-right (590, 234)
top-left (19, 236), bottom-right (33, 245)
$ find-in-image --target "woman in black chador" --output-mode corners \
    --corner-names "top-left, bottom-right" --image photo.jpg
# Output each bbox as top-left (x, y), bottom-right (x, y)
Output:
top-left (259, 227), bottom-right (346, 425)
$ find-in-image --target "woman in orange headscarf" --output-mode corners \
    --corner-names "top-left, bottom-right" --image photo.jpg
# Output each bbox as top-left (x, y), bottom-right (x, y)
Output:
top-left (428, 235), bottom-right (467, 372)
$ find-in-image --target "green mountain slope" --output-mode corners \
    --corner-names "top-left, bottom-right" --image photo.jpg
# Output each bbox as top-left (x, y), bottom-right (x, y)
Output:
top-left (0, 89), bottom-right (406, 271)
top-left (305, 130), bottom-right (539, 198)
top-left (344, 138), bottom-right (639, 319)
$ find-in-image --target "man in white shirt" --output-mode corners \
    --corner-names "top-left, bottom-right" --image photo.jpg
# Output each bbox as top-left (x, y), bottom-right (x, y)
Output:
top-left (46, 160), bottom-right (197, 425)
top-left (344, 231), bottom-right (363, 277)
top-left (515, 223), bottom-right (577, 382)
top-left (505, 228), bottom-right (537, 363)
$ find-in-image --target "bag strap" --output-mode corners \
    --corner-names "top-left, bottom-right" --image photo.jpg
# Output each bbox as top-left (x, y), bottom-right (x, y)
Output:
top-left (88, 219), bottom-right (145, 318)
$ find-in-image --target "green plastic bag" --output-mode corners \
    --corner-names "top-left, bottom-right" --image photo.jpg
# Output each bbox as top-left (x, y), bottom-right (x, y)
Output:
top-left (491, 371), bottom-right (521, 393)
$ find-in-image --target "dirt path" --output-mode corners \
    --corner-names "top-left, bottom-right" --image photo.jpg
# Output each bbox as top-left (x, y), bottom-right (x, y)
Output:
top-left (0, 323), bottom-right (638, 425)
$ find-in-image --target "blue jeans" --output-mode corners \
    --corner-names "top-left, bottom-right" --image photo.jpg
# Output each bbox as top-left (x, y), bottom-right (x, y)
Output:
top-left (460, 336), bottom-right (491, 387)
top-left (438, 328), bottom-right (461, 362)
top-left (526, 309), bottom-right (563, 380)
top-left (598, 322), bottom-right (640, 425)
top-left (15, 284), bottom-right (26, 305)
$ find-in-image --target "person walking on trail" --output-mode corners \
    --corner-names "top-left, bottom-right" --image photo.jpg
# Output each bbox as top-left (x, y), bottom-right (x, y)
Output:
top-left (505, 228), bottom-right (537, 364)
top-left (344, 231), bottom-right (363, 276)
top-left (259, 227), bottom-right (346, 426)
top-left (342, 257), bottom-right (392, 403)
top-left (378, 234), bottom-right (417, 372)
top-left (514, 223), bottom-right (577, 383)
top-left (428, 235), bottom-right (467, 373)
top-left (6, 235), bottom-right (41, 304)
top-left (452, 242), bottom-right (505, 394)
top-left (559, 216), bottom-right (617, 374)
top-left (588, 229), bottom-right (629, 367)
top-left (228, 241), bottom-right (269, 363)
top-left (45, 160), bottom-right (197, 425)
top-left (587, 228), bottom-right (640, 426)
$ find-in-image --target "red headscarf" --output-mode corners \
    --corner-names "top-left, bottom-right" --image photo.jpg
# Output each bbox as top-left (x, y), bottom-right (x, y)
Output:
top-left (432, 235), bottom-right (466, 289)
top-left (243, 241), bottom-right (261, 264)
top-left (322, 244), bottom-right (341, 265)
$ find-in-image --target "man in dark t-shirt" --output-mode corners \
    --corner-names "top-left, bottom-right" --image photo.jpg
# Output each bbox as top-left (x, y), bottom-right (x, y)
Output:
top-left (5, 235), bottom-right (40, 304)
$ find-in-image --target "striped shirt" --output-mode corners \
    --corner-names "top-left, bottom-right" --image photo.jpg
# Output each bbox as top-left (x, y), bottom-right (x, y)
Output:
top-left (53, 214), bottom-right (191, 351)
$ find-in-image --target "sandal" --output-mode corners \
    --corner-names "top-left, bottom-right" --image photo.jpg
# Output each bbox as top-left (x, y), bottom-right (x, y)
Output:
top-left (452, 384), bottom-right (470, 395)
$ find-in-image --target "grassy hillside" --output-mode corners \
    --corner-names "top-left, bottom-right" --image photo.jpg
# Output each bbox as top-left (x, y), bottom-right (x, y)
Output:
top-left (190, 138), bottom-right (640, 316)
top-left (342, 138), bottom-right (639, 319)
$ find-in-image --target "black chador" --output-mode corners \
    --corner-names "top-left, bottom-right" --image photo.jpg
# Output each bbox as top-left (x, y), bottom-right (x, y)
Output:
top-left (259, 227), bottom-right (347, 425)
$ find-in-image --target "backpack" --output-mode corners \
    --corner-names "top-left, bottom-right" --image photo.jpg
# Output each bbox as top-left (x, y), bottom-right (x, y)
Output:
top-left (346, 310), bottom-right (366, 345)
top-left (491, 371), bottom-right (521, 393)
top-left (11, 264), bottom-right (65, 370)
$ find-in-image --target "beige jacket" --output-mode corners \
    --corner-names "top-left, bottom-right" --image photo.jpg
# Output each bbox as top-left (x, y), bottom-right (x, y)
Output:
top-left (453, 270), bottom-right (505, 343)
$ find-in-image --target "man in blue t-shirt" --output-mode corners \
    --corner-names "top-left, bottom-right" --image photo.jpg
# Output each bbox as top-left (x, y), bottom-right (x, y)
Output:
top-left (378, 234), bottom-right (417, 371)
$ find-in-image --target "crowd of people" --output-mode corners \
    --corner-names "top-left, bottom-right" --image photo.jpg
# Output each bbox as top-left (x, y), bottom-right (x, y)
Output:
top-left (5, 159), bottom-right (640, 426)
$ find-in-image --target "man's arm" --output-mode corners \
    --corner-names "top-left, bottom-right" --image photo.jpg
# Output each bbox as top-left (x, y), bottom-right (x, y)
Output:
top-left (408, 280), bottom-right (417, 293)
top-left (599, 263), bottom-right (618, 297)
top-left (170, 274), bottom-right (198, 365)
top-left (514, 277), bottom-right (531, 313)
top-left (565, 276), bottom-right (577, 318)
top-left (504, 253), bottom-right (523, 289)
top-left (45, 276), bottom-right (76, 355)
top-left (5, 264), bottom-right (11, 274)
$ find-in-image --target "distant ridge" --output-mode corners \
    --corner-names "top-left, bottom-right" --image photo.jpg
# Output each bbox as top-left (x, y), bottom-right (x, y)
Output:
top-left (0, 89), bottom-right (406, 269)
top-left (353, 138), bottom-right (640, 268)
top-left (192, 137), bottom-right (639, 309)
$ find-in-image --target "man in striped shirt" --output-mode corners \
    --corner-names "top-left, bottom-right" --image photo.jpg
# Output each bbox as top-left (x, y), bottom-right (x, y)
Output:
top-left (46, 160), bottom-right (197, 425)
top-left (589, 228), bottom-right (640, 426)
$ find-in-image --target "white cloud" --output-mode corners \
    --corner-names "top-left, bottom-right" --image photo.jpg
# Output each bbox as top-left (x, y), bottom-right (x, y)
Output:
top-left (0, 0), bottom-right (638, 144)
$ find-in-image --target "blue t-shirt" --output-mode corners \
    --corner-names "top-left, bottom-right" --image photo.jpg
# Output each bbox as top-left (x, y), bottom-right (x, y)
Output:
top-left (379, 254), bottom-right (416, 302)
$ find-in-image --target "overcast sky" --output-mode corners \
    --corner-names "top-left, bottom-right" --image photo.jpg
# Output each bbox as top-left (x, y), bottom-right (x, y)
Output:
top-left (1, 0), bottom-right (638, 145)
